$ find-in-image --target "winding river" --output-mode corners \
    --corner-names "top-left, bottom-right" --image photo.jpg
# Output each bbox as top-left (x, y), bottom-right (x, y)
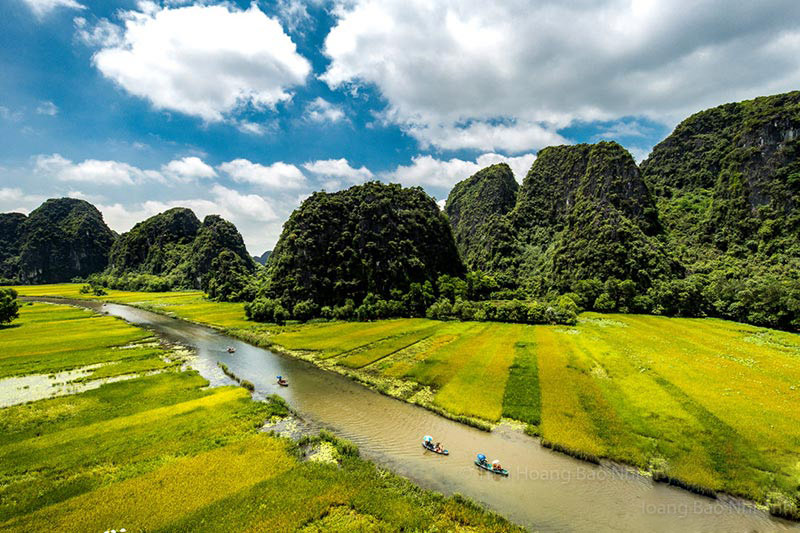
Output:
top-left (33, 298), bottom-right (800, 533)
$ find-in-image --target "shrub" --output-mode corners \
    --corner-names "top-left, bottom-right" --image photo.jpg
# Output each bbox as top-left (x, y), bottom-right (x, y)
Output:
top-left (0, 287), bottom-right (20, 325)
top-left (244, 298), bottom-right (288, 325)
top-left (292, 300), bottom-right (319, 322)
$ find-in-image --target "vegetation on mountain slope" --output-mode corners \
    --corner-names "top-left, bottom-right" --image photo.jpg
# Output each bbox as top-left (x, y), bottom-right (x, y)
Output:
top-left (3, 199), bottom-right (116, 285)
top-left (97, 208), bottom-right (255, 300)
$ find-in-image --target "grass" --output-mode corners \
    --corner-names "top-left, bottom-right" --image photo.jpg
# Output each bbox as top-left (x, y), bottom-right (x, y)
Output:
top-left (0, 302), bottom-right (168, 378)
top-left (0, 299), bottom-right (522, 532)
top-left (13, 285), bottom-right (800, 517)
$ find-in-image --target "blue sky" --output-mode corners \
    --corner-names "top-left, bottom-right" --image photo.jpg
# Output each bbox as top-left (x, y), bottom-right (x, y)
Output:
top-left (2, 0), bottom-right (799, 253)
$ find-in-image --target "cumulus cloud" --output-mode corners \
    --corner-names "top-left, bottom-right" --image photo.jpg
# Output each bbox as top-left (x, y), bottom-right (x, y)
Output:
top-left (34, 153), bottom-right (163, 185)
top-left (388, 152), bottom-right (535, 189)
top-left (323, 0), bottom-right (800, 151)
top-left (219, 159), bottom-right (307, 189)
top-left (21, 0), bottom-right (85, 18)
top-left (161, 156), bottom-right (216, 182)
top-left (88, 2), bottom-right (311, 122)
top-left (305, 97), bottom-right (346, 123)
top-left (303, 158), bottom-right (372, 189)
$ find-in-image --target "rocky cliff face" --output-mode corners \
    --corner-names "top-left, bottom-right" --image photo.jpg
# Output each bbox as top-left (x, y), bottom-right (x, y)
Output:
top-left (0, 213), bottom-right (26, 280)
top-left (17, 198), bottom-right (115, 284)
top-left (268, 181), bottom-right (464, 308)
top-left (445, 163), bottom-right (519, 271)
top-left (641, 91), bottom-right (800, 260)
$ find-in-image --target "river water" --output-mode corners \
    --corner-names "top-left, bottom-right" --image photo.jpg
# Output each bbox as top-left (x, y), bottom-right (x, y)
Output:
top-left (32, 298), bottom-right (800, 533)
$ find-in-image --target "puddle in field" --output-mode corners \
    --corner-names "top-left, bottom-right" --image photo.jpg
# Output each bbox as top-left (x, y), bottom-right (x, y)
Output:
top-left (22, 297), bottom-right (800, 533)
top-left (0, 365), bottom-right (143, 408)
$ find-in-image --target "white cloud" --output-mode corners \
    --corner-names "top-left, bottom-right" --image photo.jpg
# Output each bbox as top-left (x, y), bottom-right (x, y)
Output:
top-left (323, 0), bottom-right (800, 151)
top-left (0, 187), bottom-right (46, 213)
top-left (0, 106), bottom-right (23, 122)
top-left (388, 152), bottom-right (535, 189)
top-left (209, 185), bottom-right (277, 222)
top-left (35, 101), bottom-right (59, 116)
top-left (34, 154), bottom-right (163, 185)
top-left (21, 0), bottom-right (85, 18)
top-left (276, 0), bottom-right (311, 32)
top-left (219, 159), bottom-right (306, 189)
top-left (236, 120), bottom-right (273, 136)
top-left (305, 97), bottom-right (346, 123)
top-left (89, 3), bottom-right (311, 122)
top-left (303, 158), bottom-right (372, 190)
top-left (406, 121), bottom-right (566, 153)
top-left (74, 16), bottom-right (122, 47)
top-left (161, 156), bottom-right (216, 182)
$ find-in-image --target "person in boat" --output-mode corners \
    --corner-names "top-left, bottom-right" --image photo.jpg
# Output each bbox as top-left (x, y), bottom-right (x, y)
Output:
top-left (423, 435), bottom-right (434, 449)
top-left (477, 453), bottom-right (488, 466)
top-left (492, 460), bottom-right (503, 471)
top-left (435, 442), bottom-right (442, 452)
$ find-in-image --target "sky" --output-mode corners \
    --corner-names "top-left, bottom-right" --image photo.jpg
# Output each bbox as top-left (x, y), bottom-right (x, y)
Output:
top-left (1, 0), bottom-right (799, 254)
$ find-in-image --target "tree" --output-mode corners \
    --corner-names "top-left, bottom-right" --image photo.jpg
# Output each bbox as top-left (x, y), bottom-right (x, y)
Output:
top-left (0, 288), bottom-right (20, 325)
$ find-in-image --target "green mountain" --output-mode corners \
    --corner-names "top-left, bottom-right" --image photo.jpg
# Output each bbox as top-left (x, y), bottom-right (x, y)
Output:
top-left (106, 208), bottom-right (255, 295)
top-left (444, 163), bottom-right (518, 274)
top-left (447, 142), bottom-right (675, 292)
top-left (108, 207), bottom-right (201, 276)
top-left (641, 91), bottom-right (800, 263)
top-left (0, 213), bottom-right (26, 281)
top-left (14, 198), bottom-right (116, 284)
top-left (266, 181), bottom-right (464, 310)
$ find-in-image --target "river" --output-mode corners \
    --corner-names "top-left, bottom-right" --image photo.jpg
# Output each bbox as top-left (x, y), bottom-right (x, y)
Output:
top-left (32, 298), bottom-right (800, 533)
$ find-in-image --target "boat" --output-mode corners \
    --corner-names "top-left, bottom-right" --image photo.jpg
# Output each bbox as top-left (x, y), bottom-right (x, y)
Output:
top-left (421, 435), bottom-right (448, 455)
top-left (277, 375), bottom-right (289, 387)
top-left (226, 346), bottom-right (236, 354)
top-left (474, 454), bottom-right (508, 476)
top-left (422, 442), bottom-right (449, 455)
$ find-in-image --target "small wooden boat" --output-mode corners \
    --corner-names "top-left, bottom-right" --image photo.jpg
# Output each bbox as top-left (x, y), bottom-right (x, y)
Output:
top-left (226, 347), bottom-right (236, 354)
top-left (422, 442), bottom-right (449, 455)
top-left (277, 375), bottom-right (289, 387)
top-left (475, 460), bottom-right (509, 476)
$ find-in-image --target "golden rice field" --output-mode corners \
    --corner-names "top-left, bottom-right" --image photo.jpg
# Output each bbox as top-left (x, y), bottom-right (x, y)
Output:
top-left (14, 285), bottom-right (800, 513)
top-left (0, 299), bottom-right (521, 532)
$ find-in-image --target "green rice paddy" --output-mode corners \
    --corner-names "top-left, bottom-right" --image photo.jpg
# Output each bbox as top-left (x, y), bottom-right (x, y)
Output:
top-left (0, 300), bottom-right (521, 532)
top-left (14, 284), bottom-right (800, 515)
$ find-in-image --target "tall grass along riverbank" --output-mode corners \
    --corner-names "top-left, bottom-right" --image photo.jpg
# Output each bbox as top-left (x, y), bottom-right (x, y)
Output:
top-left (15, 284), bottom-right (800, 519)
top-left (0, 301), bottom-right (522, 532)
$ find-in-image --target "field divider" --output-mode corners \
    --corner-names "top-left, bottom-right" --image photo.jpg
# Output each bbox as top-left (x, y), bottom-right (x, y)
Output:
top-left (353, 334), bottom-right (436, 369)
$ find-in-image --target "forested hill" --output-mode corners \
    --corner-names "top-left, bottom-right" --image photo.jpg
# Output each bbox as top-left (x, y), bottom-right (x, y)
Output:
top-left (265, 181), bottom-right (464, 311)
top-left (445, 91), bottom-right (800, 330)
top-left (446, 142), bottom-right (676, 292)
top-left (0, 198), bottom-right (115, 284)
top-left (102, 208), bottom-right (255, 296)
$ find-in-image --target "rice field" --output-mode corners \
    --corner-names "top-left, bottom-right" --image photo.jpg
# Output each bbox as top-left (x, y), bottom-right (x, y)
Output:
top-left (13, 285), bottom-right (800, 514)
top-left (0, 299), bottom-right (521, 532)
top-left (0, 302), bottom-right (168, 378)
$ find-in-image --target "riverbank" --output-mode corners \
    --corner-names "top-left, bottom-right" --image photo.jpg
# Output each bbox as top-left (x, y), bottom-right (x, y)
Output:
top-left (14, 284), bottom-right (800, 521)
top-left (0, 301), bottom-right (523, 532)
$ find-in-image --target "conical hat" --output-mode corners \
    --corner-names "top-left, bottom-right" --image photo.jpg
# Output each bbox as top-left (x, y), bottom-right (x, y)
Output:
top-left (492, 460), bottom-right (501, 465)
